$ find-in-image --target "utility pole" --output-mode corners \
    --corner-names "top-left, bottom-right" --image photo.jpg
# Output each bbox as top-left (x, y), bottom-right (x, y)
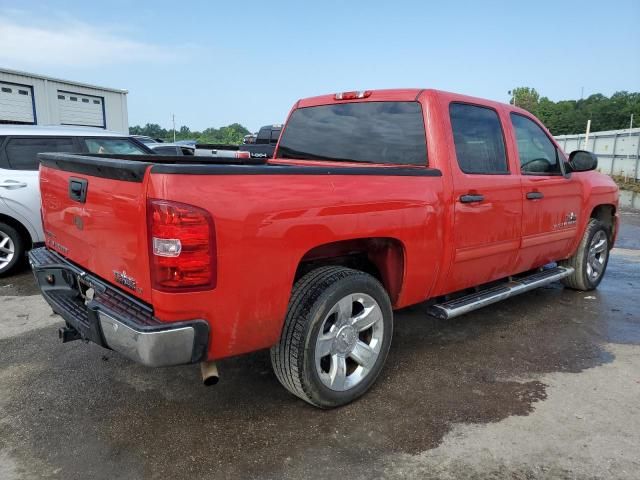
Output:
top-left (583, 119), bottom-right (591, 150)
top-left (631, 114), bottom-right (634, 130)
top-left (580, 86), bottom-right (584, 100)
top-left (172, 113), bottom-right (176, 142)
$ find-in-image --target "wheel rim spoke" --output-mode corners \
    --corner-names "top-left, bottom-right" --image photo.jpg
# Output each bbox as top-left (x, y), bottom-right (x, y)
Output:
top-left (592, 238), bottom-right (606, 253)
top-left (0, 233), bottom-right (14, 266)
top-left (333, 295), bottom-right (353, 325)
top-left (329, 355), bottom-right (347, 390)
top-left (592, 258), bottom-right (604, 273)
top-left (351, 303), bottom-right (382, 332)
top-left (350, 341), bottom-right (377, 370)
top-left (316, 332), bottom-right (335, 357)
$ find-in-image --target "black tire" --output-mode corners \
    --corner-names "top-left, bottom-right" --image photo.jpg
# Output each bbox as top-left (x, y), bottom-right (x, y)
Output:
top-left (560, 219), bottom-right (610, 291)
top-left (271, 266), bottom-right (393, 408)
top-left (0, 222), bottom-right (24, 277)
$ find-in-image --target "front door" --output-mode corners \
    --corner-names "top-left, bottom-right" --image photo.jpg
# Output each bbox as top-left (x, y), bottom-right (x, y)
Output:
top-left (445, 102), bottom-right (522, 293)
top-left (509, 113), bottom-right (583, 272)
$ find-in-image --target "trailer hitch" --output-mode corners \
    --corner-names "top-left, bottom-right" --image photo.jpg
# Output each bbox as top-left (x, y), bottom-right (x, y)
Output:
top-left (58, 325), bottom-right (81, 343)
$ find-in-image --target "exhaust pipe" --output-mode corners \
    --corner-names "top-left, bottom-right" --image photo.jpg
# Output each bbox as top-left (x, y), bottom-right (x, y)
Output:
top-left (200, 361), bottom-right (219, 386)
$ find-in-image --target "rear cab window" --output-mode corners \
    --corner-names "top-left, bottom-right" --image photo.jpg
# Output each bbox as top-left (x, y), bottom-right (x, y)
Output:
top-left (277, 101), bottom-right (427, 166)
top-left (83, 138), bottom-right (147, 155)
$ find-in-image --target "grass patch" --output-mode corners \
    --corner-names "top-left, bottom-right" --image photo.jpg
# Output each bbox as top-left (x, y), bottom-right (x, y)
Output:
top-left (612, 175), bottom-right (640, 193)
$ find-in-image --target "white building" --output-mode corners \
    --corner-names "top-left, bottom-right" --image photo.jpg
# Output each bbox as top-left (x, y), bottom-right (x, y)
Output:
top-left (0, 68), bottom-right (128, 134)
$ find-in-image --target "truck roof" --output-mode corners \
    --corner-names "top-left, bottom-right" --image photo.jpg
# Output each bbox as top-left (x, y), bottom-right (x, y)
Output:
top-left (296, 88), bottom-right (524, 114)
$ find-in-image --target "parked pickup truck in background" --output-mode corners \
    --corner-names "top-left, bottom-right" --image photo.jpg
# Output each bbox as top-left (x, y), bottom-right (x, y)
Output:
top-left (195, 124), bottom-right (281, 159)
top-left (29, 89), bottom-right (618, 408)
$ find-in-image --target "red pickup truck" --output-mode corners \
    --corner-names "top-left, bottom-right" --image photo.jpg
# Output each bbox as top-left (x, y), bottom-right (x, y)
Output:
top-left (30, 89), bottom-right (618, 408)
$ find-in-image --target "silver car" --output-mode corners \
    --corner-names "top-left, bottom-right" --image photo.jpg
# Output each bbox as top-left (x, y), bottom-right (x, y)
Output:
top-left (0, 125), bottom-right (150, 275)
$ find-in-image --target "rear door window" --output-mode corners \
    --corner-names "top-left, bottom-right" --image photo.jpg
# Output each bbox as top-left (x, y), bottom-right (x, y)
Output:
top-left (277, 101), bottom-right (427, 166)
top-left (449, 103), bottom-right (508, 174)
top-left (83, 138), bottom-right (147, 154)
top-left (4, 137), bottom-right (77, 170)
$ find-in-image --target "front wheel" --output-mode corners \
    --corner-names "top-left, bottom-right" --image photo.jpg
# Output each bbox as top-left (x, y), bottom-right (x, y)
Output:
top-left (0, 222), bottom-right (23, 277)
top-left (271, 266), bottom-right (393, 408)
top-left (560, 219), bottom-right (610, 291)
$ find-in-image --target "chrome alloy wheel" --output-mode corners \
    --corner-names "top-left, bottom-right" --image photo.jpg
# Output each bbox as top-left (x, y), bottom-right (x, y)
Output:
top-left (314, 293), bottom-right (384, 391)
top-left (586, 230), bottom-right (608, 282)
top-left (0, 231), bottom-right (15, 271)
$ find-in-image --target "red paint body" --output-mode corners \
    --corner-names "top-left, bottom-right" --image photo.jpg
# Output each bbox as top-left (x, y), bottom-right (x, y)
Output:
top-left (39, 89), bottom-right (619, 360)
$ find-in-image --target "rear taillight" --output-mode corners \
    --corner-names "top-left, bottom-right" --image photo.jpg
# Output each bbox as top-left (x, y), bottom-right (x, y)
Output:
top-left (235, 151), bottom-right (251, 159)
top-left (147, 199), bottom-right (216, 291)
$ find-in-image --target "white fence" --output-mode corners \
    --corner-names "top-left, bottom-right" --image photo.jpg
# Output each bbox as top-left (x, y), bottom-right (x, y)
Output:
top-left (554, 128), bottom-right (640, 180)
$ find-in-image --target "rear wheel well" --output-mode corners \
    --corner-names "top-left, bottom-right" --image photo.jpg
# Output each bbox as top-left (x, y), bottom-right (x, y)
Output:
top-left (294, 238), bottom-right (405, 304)
top-left (590, 205), bottom-right (615, 244)
top-left (0, 213), bottom-right (33, 248)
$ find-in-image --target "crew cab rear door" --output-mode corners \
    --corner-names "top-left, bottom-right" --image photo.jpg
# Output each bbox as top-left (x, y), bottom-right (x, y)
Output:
top-left (445, 102), bottom-right (522, 292)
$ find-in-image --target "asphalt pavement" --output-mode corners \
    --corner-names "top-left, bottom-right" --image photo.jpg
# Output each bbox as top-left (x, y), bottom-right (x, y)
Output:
top-left (1, 210), bottom-right (638, 480)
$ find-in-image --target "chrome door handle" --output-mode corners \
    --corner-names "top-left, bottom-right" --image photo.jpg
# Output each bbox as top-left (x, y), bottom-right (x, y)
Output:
top-left (526, 191), bottom-right (544, 200)
top-left (459, 194), bottom-right (484, 203)
top-left (0, 180), bottom-right (28, 189)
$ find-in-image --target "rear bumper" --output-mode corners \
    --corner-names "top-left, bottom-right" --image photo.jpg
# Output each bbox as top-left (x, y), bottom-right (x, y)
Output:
top-left (28, 247), bottom-right (209, 367)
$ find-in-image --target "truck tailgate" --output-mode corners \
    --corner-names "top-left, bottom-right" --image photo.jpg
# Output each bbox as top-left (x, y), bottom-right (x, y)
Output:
top-left (39, 154), bottom-right (152, 303)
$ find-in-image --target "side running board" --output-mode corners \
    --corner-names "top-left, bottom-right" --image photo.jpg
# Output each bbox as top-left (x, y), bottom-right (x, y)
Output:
top-left (427, 266), bottom-right (574, 320)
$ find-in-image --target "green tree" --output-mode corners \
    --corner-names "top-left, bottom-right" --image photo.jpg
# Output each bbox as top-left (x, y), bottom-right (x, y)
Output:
top-left (509, 87), bottom-right (540, 115)
top-left (509, 88), bottom-right (640, 135)
top-left (130, 123), bottom-right (253, 144)
top-left (128, 123), bottom-right (168, 139)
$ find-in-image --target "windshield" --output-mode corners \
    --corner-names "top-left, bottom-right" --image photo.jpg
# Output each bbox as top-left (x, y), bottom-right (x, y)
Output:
top-left (277, 101), bottom-right (427, 166)
top-left (84, 138), bottom-right (148, 154)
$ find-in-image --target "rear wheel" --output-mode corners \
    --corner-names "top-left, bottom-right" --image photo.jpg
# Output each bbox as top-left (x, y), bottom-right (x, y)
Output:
top-left (560, 219), bottom-right (610, 291)
top-left (0, 222), bottom-right (23, 276)
top-left (271, 266), bottom-right (393, 408)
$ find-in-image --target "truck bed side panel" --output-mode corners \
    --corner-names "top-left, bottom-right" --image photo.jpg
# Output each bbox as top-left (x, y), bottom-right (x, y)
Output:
top-left (147, 171), bottom-right (445, 359)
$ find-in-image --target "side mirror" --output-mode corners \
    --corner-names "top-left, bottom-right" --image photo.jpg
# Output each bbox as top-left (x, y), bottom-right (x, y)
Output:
top-left (568, 150), bottom-right (598, 172)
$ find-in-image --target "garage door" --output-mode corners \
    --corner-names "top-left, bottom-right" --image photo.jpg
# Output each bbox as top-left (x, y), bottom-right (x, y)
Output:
top-left (57, 91), bottom-right (105, 128)
top-left (0, 82), bottom-right (35, 124)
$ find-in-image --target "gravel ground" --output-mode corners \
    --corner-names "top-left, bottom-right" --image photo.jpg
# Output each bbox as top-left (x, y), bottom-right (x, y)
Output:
top-left (0, 210), bottom-right (638, 480)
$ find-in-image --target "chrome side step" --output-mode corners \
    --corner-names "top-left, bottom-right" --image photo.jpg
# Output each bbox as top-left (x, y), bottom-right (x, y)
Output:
top-left (427, 266), bottom-right (574, 320)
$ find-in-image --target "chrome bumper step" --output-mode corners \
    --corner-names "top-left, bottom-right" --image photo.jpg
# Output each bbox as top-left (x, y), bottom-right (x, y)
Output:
top-left (427, 266), bottom-right (574, 320)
